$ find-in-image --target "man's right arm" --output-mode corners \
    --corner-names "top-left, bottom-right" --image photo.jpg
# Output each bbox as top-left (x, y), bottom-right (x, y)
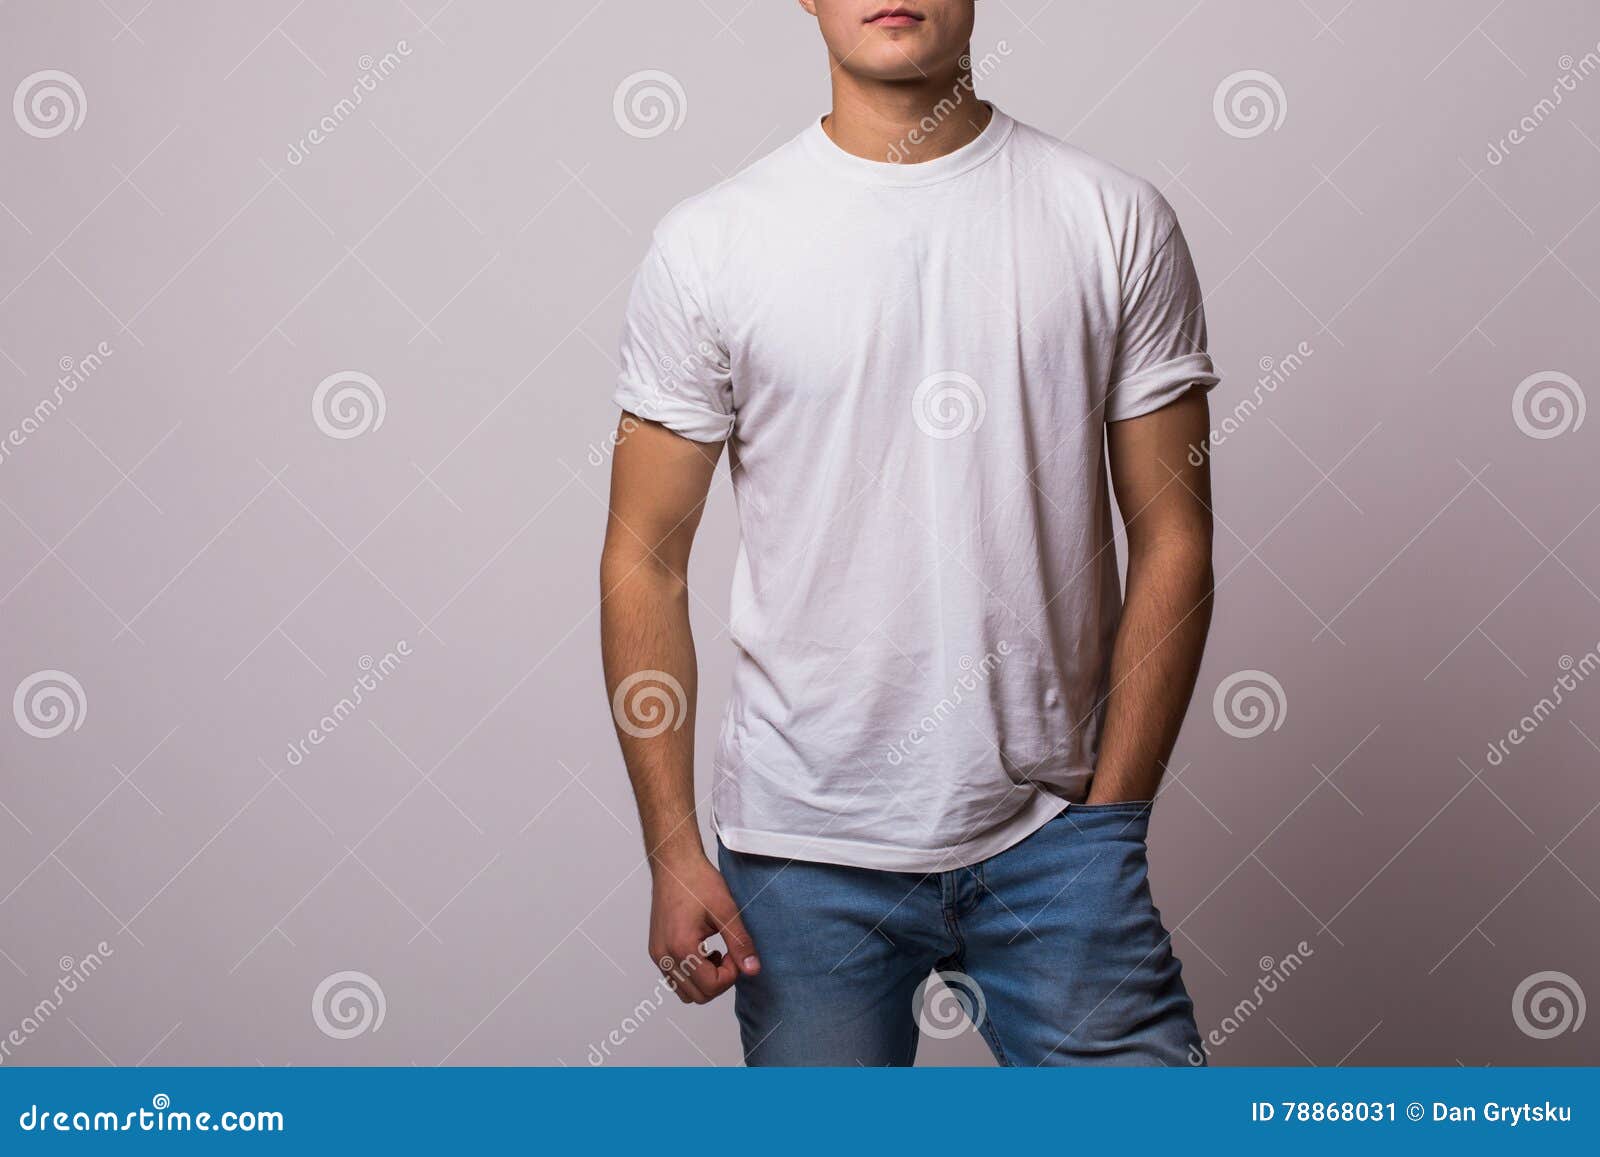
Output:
top-left (599, 412), bottom-right (759, 1005)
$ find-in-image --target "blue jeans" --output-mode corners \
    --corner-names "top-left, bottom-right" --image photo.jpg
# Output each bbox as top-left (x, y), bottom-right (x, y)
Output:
top-left (717, 802), bottom-right (1200, 1066)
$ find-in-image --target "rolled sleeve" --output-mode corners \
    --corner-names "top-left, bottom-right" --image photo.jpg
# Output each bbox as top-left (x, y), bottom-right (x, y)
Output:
top-left (1105, 192), bottom-right (1219, 422)
top-left (614, 237), bottom-right (734, 443)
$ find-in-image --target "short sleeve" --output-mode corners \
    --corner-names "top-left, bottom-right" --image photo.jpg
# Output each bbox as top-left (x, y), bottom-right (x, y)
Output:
top-left (1105, 193), bottom-right (1220, 422)
top-left (614, 236), bottom-right (735, 443)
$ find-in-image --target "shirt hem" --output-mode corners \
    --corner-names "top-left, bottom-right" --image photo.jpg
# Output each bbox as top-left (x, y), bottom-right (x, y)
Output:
top-left (614, 380), bottom-right (733, 443)
top-left (713, 789), bottom-right (1069, 873)
top-left (1105, 353), bottom-right (1219, 423)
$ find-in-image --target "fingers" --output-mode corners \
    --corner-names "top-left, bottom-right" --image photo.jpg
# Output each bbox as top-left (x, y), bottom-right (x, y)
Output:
top-left (707, 893), bottom-right (761, 977)
top-left (649, 875), bottom-right (761, 1005)
top-left (654, 947), bottom-right (713, 1004)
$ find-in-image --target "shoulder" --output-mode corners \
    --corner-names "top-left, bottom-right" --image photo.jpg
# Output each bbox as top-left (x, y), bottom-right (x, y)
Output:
top-left (648, 132), bottom-right (810, 260)
top-left (1004, 116), bottom-right (1177, 241)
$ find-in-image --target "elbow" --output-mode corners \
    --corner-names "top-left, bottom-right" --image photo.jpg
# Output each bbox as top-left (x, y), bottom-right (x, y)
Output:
top-left (600, 537), bottom-right (689, 604)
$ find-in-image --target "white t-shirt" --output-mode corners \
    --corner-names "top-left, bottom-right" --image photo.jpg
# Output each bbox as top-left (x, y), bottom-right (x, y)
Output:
top-left (615, 106), bottom-right (1218, 871)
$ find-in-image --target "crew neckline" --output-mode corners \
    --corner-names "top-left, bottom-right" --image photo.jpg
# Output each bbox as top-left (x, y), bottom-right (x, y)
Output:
top-left (802, 103), bottom-right (1013, 187)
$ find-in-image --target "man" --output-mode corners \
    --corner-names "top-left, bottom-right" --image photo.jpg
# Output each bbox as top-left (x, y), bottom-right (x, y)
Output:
top-left (600, 0), bottom-right (1217, 1066)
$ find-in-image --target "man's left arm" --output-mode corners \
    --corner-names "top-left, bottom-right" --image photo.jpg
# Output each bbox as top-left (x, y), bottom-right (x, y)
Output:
top-left (1088, 389), bottom-right (1215, 805)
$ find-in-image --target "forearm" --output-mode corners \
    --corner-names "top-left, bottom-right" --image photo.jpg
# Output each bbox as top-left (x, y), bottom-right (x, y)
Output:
top-left (1087, 535), bottom-right (1213, 804)
top-left (599, 548), bottom-right (706, 869)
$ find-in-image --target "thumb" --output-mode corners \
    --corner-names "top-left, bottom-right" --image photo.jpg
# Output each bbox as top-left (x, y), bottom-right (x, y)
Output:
top-left (709, 896), bottom-right (760, 976)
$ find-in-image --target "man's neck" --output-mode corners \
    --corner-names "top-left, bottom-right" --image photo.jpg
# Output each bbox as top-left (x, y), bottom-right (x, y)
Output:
top-left (820, 60), bottom-right (990, 165)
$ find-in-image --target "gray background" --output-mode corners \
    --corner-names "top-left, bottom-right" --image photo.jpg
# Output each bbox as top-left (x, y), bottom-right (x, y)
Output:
top-left (1, 0), bottom-right (1597, 1066)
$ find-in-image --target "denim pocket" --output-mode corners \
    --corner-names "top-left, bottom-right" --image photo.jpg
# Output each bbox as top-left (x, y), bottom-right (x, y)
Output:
top-left (1060, 801), bottom-right (1153, 845)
